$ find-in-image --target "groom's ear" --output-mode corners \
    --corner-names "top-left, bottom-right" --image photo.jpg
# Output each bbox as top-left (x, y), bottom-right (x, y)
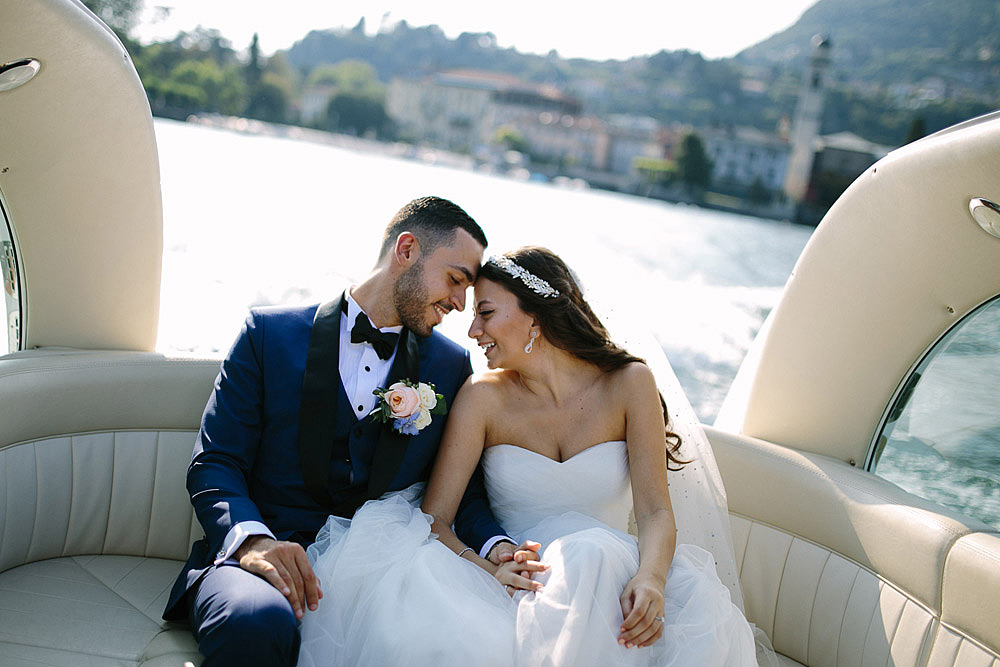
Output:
top-left (393, 232), bottom-right (421, 267)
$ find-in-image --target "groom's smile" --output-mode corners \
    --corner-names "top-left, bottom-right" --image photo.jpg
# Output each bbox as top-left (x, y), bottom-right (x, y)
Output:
top-left (396, 228), bottom-right (483, 336)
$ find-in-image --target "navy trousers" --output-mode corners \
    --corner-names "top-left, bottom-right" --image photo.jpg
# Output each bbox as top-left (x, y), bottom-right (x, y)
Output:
top-left (189, 563), bottom-right (300, 666)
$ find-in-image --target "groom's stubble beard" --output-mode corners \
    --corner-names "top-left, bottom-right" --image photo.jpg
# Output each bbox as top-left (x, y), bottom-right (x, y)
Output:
top-left (394, 257), bottom-right (433, 336)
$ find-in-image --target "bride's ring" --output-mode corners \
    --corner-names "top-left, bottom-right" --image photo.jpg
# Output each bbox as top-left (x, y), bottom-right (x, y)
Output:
top-left (654, 616), bottom-right (665, 624)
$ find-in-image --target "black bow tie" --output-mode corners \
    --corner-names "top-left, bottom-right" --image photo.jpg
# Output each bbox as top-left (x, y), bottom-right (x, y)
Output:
top-left (350, 312), bottom-right (399, 360)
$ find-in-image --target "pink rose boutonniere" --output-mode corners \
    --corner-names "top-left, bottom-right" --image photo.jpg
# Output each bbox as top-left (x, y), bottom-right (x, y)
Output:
top-left (372, 380), bottom-right (447, 435)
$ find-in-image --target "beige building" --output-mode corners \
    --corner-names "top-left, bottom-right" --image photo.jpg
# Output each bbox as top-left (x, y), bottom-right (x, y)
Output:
top-left (386, 69), bottom-right (580, 154)
top-left (702, 125), bottom-right (791, 197)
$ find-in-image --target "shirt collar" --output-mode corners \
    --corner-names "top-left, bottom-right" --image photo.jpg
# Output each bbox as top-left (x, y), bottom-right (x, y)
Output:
top-left (344, 289), bottom-right (404, 335)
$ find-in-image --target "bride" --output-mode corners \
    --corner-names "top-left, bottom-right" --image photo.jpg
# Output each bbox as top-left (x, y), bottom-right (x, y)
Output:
top-left (299, 247), bottom-right (767, 666)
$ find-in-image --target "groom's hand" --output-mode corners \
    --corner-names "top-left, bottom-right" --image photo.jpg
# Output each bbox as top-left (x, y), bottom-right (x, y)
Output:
top-left (235, 535), bottom-right (323, 620)
top-left (487, 539), bottom-right (541, 567)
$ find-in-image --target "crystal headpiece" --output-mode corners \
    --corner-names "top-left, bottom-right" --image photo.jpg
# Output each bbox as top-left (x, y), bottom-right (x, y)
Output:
top-left (487, 255), bottom-right (560, 298)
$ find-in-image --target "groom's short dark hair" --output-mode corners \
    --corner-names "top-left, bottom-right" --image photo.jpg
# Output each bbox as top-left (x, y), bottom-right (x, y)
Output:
top-left (379, 196), bottom-right (487, 259)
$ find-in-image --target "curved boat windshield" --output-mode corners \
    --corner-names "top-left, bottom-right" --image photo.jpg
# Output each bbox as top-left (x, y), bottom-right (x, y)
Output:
top-left (870, 295), bottom-right (1000, 529)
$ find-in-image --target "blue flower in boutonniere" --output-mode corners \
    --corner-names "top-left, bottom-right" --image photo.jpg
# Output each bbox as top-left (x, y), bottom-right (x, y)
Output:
top-left (372, 380), bottom-right (447, 435)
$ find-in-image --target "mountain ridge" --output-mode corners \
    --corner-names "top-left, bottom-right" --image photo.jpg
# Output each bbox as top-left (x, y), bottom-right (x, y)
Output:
top-left (283, 1), bottom-right (999, 145)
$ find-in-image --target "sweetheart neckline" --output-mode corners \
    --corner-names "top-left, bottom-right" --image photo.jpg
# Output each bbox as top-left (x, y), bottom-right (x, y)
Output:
top-left (484, 440), bottom-right (625, 464)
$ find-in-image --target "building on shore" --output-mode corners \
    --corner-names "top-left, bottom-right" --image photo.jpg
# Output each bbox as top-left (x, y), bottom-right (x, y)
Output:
top-left (383, 46), bottom-right (894, 225)
top-left (794, 131), bottom-right (894, 223)
top-left (386, 69), bottom-right (580, 155)
top-left (386, 69), bottom-right (668, 181)
top-left (701, 125), bottom-right (790, 202)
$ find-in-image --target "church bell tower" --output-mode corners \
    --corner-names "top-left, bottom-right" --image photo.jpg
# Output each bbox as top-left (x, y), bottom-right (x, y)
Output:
top-left (784, 35), bottom-right (832, 205)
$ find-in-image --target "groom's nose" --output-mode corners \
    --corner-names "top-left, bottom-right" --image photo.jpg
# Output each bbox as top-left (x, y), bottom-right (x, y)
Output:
top-left (450, 287), bottom-right (466, 312)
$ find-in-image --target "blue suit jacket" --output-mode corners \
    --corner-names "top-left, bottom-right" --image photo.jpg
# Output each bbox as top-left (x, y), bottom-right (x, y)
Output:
top-left (164, 300), bottom-right (504, 620)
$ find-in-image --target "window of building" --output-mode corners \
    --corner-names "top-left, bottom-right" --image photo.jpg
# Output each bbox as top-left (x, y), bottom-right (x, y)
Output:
top-left (1, 197), bottom-right (21, 355)
top-left (869, 295), bottom-right (1000, 529)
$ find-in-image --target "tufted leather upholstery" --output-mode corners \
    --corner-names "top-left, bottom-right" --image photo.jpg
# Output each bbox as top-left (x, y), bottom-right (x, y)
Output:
top-left (709, 426), bottom-right (1000, 667)
top-left (3, 349), bottom-right (999, 666)
top-left (0, 351), bottom-right (218, 666)
top-left (0, 430), bottom-right (204, 666)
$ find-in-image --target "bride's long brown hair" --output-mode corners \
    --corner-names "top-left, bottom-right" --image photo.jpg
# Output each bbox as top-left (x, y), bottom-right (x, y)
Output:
top-left (478, 246), bottom-right (688, 470)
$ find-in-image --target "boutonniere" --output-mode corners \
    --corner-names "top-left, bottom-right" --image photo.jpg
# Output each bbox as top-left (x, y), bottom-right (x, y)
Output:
top-left (372, 380), bottom-right (447, 435)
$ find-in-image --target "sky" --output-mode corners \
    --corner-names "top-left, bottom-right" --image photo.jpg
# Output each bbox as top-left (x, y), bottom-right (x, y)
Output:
top-left (133, 1), bottom-right (819, 61)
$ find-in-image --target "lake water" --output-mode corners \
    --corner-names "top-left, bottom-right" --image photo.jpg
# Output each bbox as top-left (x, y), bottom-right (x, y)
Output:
top-left (153, 118), bottom-right (814, 423)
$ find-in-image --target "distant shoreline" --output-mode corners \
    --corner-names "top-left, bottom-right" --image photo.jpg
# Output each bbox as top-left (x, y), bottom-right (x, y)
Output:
top-left (175, 113), bottom-right (798, 224)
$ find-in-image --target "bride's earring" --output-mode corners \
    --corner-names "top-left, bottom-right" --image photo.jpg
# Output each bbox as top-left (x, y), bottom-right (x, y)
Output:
top-left (524, 330), bottom-right (538, 354)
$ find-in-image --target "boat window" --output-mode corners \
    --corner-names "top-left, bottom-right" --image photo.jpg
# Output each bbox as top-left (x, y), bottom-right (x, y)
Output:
top-left (869, 295), bottom-right (1000, 529)
top-left (1, 197), bottom-right (20, 355)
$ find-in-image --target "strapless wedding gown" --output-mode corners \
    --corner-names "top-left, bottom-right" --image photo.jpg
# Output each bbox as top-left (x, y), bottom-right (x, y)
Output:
top-left (299, 441), bottom-right (757, 666)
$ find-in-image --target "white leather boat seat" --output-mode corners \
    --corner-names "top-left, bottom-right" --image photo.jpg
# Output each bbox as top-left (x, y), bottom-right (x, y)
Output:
top-left (709, 426), bottom-right (1000, 667)
top-left (3, 350), bottom-right (998, 666)
top-left (0, 351), bottom-right (219, 666)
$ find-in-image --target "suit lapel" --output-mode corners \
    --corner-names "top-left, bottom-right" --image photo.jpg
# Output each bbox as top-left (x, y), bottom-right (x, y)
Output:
top-left (366, 328), bottom-right (421, 499)
top-left (297, 295), bottom-right (347, 505)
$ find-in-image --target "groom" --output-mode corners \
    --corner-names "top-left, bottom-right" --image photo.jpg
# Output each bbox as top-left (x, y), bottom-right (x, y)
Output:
top-left (164, 196), bottom-right (518, 666)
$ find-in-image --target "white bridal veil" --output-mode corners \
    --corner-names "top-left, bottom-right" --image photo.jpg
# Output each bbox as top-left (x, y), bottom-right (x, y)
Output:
top-left (595, 291), bottom-right (779, 666)
top-left (594, 300), bottom-right (746, 611)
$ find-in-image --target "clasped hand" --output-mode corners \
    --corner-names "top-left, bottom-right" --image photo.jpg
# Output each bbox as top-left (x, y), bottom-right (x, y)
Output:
top-left (618, 573), bottom-right (666, 648)
top-left (235, 535), bottom-right (323, 619)
top-left (488, 540), bottom-right (547, 596)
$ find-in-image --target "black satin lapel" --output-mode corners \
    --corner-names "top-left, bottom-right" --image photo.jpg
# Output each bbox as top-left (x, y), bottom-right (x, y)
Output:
top-left (297, 296), bottom-right (346, 505)
top-left (366, 329), bottom-right (422, 498)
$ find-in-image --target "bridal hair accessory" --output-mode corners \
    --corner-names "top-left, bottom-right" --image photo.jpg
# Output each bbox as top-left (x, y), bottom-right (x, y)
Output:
top-left (524, 330), bottom-right (538, 354)
top-left (371, 380), bottom-right (447, 435)
top-left (487, 255), bottom-right (560, 298)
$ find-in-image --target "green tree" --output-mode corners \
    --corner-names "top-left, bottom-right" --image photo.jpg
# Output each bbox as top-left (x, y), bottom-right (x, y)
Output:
top-left (492, 126), bottom-right (529, 153)
top-left (246, 73), bottom-right (292, 123)
top-left (747, 178), bottom-right (771, 205)
top-left (168, 60), bottom-right (246, 115)
top-left (325, 92), bottom-right (391, 137)
top-left (83, 0), bottom-right (143, 37)
top-left (905, 116), bottom-right (927, 144)
top-left (245, 33), bottom-right (263, 90)
top-left (675, 132), bottom-right (713, 192)
top-left (306, 60), bottom-right (383, 98)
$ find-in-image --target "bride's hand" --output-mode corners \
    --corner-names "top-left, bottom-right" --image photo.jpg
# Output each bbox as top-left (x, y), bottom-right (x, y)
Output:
top-left (493, 557), bottom-right (548, 596)
top-left (618, 574), bottom-right (666, 648)
top-left (487, 539), bottom-right (542, 568)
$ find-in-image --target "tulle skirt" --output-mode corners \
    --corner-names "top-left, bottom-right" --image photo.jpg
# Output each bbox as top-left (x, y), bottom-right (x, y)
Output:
top-left (298, 486), bottom-right (758, 667)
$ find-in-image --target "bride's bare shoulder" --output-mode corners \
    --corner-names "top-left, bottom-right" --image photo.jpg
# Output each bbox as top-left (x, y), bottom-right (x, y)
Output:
top-left (455, 369), bottom-right (519, 403)
top-left (607, 361), bottom-right (659, 401)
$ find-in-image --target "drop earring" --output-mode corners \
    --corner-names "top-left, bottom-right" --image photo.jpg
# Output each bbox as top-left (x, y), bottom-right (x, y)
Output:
top-left (524, 330), bottom-right (538, 354)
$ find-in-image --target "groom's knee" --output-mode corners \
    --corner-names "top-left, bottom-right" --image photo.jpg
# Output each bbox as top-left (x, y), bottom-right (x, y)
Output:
top-left (192, 565), bottom-right (300, 666)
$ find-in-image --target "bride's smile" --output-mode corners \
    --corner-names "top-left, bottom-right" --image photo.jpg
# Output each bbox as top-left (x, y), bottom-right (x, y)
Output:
top-left (469, 277), bottom-right (538, 369)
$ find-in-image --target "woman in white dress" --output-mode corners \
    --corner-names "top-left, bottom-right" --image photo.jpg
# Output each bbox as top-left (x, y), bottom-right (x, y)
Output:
top-left (299, 247), bottom-right (766, 666)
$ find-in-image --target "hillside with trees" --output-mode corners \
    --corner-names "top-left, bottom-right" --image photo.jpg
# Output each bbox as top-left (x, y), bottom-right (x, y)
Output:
top-left (738, 0), bottom-right (1000, 88)
top-left (85, 0), bottom-right (998, 147)
top-left (284, 0), bottom-right (998, 146)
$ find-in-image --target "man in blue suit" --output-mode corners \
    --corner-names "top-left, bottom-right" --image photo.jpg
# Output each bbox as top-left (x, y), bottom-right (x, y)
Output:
top-left (164, 197), bottom-right (521, 665)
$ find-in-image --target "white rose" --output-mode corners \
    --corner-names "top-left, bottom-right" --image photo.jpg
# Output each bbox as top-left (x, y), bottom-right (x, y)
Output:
top-left (416, 383), bottom-right (438, 411)
top-left (413, 408), bottom-right (432, 430)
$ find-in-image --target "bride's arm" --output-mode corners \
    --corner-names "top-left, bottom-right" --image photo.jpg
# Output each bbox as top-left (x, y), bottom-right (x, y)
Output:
top-left (619, 362), bottom-right (676, 649)
top-left (422, 377), bottom-right (545, 593)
